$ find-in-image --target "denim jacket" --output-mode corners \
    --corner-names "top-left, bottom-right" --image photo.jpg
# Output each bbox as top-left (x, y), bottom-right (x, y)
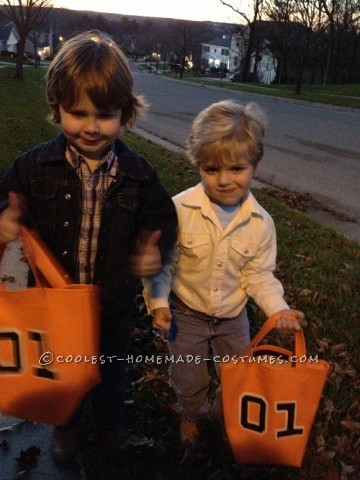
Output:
top-left (0, 133), bottom-right (178, 315)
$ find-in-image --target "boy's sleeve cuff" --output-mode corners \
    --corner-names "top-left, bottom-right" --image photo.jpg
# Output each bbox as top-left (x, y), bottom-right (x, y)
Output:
top-left (147, 298), bottom-right (170, 313)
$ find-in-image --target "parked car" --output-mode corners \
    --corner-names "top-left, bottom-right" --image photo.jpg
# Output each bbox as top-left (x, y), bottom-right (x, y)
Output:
top-left (205, 67), bottom-right (227, 78)
top-left (229, 70), bottom-right (242, 82)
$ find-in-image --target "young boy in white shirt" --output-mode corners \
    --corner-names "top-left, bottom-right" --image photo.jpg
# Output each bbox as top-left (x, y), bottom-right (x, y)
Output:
top-left (142, 100), bottom-right (304, 444)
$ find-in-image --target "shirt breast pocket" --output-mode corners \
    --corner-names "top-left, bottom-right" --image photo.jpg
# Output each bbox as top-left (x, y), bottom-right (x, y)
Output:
top-left (231, 239), bottom-right (259, 269)
top-left (178, 232), bottom-right (210, 266)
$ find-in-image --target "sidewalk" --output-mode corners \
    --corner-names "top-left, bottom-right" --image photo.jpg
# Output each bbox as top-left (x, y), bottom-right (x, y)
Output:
top-left (0, 243), bottom-right (86, 480)
top-left (133, 126), bottom-right (360, 243)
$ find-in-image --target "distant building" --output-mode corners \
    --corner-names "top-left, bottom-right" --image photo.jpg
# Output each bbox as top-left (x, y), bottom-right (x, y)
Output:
top-left (250, 41), bottom-right (277, 84)
top-left (201, 29), bottom-right (277, 84)
top-left (0, 21), bottom-right (54, 59)
top-left (0, 22), bottom-right (18, 53)
top-left (201, 33), bottom-right (246, 72)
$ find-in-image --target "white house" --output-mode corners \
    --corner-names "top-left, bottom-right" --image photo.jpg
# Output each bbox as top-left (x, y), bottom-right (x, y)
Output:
top-left (201, 30), bottom-right (277, 84)
top-left (0, 21), bottom-right (54, 59)
top-left (0, 22), bottom-right (18, 53)
top-left (201, 33), bottom-right (246, 72)
top-left (250, 42), bottom-right (277, 84)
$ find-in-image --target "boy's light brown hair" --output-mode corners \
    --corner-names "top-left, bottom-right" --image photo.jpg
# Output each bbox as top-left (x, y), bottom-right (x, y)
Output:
top-left (46, 30), bottom-right (147, 128)
top-left (186, 100), bottom-right (268, 169)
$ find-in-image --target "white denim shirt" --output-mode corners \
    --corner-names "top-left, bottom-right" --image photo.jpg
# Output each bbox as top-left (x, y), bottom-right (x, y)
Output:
top-left (143, 183), bottom-right (289, 318)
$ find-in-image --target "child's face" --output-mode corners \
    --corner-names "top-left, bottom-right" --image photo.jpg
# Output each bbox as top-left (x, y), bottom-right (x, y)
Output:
top-left (59, 93), bottom-right (122, 160)
top-left (199, 160), bottom-right (253, 206)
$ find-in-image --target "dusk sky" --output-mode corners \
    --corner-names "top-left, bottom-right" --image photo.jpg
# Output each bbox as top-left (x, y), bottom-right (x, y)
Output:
top-left (54, 0), bottom-right (239, 23)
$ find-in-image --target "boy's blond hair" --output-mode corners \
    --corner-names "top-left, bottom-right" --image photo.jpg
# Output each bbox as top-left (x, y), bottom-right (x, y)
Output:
top-left (46, 30), bottom-right (147, 128)
top-left (186, 100), bottom-right (267, 168)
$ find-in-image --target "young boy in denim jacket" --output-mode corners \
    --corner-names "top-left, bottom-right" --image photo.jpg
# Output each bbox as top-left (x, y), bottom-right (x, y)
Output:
top-left (0, 31), bottom-right (177, 463)
top-left (142, 100), bottom-right (304, 444)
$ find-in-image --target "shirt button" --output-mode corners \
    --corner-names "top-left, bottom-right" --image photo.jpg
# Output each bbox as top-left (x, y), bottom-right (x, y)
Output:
top-left (62, 250), bottom-right (68, 256)
top-left (217, 262), bottom-right (222, 267)
top-left (188, 241), bottom-right (193, 246)
top-left (244, 249), bottom-right (249, 254)
top-left (213, 287), bottom-right (218, 292)
top-left (63, 221), bottom-right (70, 227)
top-left (65, 193), bottom-right (71, 200)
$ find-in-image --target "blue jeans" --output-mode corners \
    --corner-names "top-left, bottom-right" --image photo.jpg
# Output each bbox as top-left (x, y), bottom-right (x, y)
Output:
top-left (168, 305), bottom-right (250, 420)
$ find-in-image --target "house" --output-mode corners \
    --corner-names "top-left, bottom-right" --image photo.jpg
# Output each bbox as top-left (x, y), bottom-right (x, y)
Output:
top-left (0, 21), bottom-right (18, 53)
top-left (250, 41), bottom-right (277, 84)
top-left (201, 33), bottom-right (246, 72)
top-left (201, 28), bottom-right (277, 84)
top-left (0, 21), bottom-right (54, 59)
top-left (29, 29), bottom-right (54, 59)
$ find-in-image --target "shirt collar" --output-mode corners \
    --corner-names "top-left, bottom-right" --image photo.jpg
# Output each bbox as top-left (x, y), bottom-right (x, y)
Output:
top-left (179, 182), bottom-right (265, 220)
top-left (65, 143), bottom-right (118, 176)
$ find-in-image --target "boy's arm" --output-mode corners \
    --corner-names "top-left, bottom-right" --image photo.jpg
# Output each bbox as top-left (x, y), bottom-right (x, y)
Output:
top-left (239, 215), bottom-right (303, 332)
top-left (142, 262), bottom-right (173, 332)
top-left (142, 259), bottom-right (173, 313)
top-left (129, 229), bottom-right (162, 277)
top-left (135, 167), bottom-right (178, 270)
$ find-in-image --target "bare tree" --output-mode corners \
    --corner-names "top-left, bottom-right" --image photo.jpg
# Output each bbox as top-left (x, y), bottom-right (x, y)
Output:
top-left (165, 20), bottom-right (200, 78)
top-left (265, 0), bottom-right (324, 92)
top-left (0, 0), bottom-right (52, 79)
top-left (220, 0), bottom-right (264, 81)
top-left (320, 0), bottom-right (360, 83)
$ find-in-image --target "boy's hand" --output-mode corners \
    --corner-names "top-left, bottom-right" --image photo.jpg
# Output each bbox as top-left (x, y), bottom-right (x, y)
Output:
top-left (0, 192), bottom-right (23, 245)
top-left (275, 309), bottom-right (304, 334)
top-left (152, 307), bottom-right (172, 331)
top-left (129, 229), bottom-right (162, 277)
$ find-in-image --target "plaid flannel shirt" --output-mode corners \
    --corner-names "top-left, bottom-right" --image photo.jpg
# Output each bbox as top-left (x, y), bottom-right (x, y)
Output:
top-left (66, 144), bottom-right (118, 283)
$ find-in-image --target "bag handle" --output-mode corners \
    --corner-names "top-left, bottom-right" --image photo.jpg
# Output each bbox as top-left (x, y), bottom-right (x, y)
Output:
top-left (19, 227), bottom-right (73, 288)
top-left (246, 312), bottom-right (306, 358)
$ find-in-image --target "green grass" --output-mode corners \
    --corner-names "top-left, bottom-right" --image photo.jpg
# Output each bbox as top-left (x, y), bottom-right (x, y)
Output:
top-left (0, 67), bottom-right (58, 169)
top-left (163, 70), bottom-right (360, 109)
top-left (1, 66), bottom-right (359, 480)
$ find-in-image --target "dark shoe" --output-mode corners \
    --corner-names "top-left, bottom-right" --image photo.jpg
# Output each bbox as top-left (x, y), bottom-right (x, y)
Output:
top-left (51, 427), bottom-right (79, 465)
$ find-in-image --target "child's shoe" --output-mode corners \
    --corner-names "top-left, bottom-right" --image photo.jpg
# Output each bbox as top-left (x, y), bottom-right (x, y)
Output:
top-left (180, 417), bottom-right (199, 444)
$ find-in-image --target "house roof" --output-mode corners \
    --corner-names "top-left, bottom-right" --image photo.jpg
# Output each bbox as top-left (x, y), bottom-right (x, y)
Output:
top-left (202, 35), bottom-right (232, 48)
top-left (0, 22), bottom-right (17, 42)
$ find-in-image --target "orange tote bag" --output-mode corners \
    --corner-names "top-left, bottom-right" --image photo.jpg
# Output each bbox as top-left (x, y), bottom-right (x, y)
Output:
top-left (0, 227), bottom-right (101, 425)
top-left (220, 313), bottom-right (329, 467)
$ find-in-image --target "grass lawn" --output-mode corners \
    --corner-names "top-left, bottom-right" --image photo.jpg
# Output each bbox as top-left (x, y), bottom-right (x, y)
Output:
top-left (0, 66), bottom-right (359, 480)
top-left (161, 70), bottom-right (360, 109)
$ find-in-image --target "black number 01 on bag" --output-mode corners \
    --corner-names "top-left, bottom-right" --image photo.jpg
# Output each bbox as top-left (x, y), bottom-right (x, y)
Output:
top-left (220, 313), bottom-right (329, 467)
top-left (0, 227), bottom-right (101, 425)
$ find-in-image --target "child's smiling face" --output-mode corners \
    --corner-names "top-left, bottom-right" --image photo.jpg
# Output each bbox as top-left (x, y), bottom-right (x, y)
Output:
top-left (199, 160), bottom-right (253, 206)
top-left (59, 92), bottom-right (122, 160)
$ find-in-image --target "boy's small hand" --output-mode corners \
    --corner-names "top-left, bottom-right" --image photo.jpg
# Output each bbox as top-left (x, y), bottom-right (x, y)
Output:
top-left (0, 192), bottom-right (23, 245)
top-left (152, 307), bottom-right (172, 331)
top-left (275, 309), bottom-right (304, 334)
top-left (129, 229), bottom-right (162, 277)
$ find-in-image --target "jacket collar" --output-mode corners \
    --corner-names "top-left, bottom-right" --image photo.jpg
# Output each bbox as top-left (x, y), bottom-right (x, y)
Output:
top-left (39, 133), bottom-right (151, 181)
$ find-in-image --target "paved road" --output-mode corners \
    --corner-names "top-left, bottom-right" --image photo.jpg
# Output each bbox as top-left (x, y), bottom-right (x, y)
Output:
top-left (132, 64), bottom-right (360, 226)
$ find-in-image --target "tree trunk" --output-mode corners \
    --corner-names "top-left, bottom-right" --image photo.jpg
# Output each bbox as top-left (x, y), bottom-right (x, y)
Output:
top-left (15, 40), bottom-right (25, 80)
top-left (295, 58), bottom-right (305, 94)
top-left (241, 23), bottom-right (256, 82)
top-left (323, 22), bottom-right (335, 85)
